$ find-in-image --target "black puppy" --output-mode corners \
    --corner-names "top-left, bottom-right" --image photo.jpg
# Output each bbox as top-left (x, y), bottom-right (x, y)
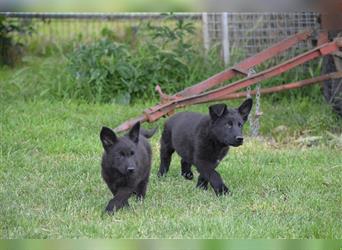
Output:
top-left (100, 122), bottom-right (156, 213)
top-left (158, 99), bottom-right (253, 196)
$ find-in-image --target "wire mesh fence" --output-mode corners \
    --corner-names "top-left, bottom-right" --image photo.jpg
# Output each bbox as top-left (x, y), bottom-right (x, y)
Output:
top-left (1, 12), bottom-right (319, 63)
top-left (205, 12), bottom-right (319, 65)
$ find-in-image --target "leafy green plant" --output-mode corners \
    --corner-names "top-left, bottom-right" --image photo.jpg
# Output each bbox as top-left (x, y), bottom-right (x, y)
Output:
top-left (0, 16), bottom-right (34, 66)
top-left (66, 17), bottom-right (211, 104)
top-left (68, 40), bottom-right (136, 103)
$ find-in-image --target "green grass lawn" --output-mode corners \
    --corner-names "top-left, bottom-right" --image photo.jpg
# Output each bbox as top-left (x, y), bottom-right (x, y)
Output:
top-left (1, 97), bottom-right (341, 238)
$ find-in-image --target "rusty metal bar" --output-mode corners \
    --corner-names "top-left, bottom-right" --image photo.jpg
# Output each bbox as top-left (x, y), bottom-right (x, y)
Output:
top-left (177, 30), bottom-right (313, 97)
top-left (196, 72), bottom-right (342, 102)
top-left (114, 115), bottom-right (148, 133)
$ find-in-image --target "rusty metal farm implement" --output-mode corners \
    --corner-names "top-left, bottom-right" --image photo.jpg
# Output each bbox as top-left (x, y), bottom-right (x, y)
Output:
top-left (115, 15), bottom-right (342, 133)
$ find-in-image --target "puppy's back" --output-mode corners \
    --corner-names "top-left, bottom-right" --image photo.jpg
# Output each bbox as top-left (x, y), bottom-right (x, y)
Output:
top-left (134, 129), bottom-right (156, 178)
top-left (165, 112), bottom-right (204, 134)
top-left (137, 135), bottom-right (152, 165)
top-left (164, 112), bottom-right (208, 161)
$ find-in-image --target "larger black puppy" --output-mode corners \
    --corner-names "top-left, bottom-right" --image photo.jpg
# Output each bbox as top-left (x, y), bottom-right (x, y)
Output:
top-left (158, 99), bottom-right (253, 196)
top-left (100, 123), bottom-right (156, 213)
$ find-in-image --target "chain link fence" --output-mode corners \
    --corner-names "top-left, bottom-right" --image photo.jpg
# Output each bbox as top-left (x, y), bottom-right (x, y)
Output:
top-left (1, 12), bottom-right (319, 61)
top-left (205, 12), bottom-right (318, 57)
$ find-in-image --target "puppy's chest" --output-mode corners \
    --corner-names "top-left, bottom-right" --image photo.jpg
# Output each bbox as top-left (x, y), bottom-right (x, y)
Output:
top-left (197, 144), bottom-right (229, 165)
top-left (214, 147), bottom-right (229, 164)
top-left (102, 168), bottom-right (127, 186)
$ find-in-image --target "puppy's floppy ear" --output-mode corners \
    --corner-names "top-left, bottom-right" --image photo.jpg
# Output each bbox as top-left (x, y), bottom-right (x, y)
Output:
top-left (238, 98), bottom-right (253, 122)
top-left (209, 103), bottom-right (227, 121)
top-left (129, 122), bottom-right (140, 144)
top-left (100, 127), bottom-right (117, 150)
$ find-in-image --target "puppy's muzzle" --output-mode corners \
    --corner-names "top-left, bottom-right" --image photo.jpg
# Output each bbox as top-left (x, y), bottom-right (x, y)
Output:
top-left (127, 166), bottom-right (135, 174)
top-left (235, 136), bottom-right (244, 144)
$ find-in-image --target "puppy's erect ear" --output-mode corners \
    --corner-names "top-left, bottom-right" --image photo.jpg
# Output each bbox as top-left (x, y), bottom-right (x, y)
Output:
top-left (100, 127), bottom-right (117, 150)
top-left (238, 98), bottom-right (253, 122)
top-left (129, 122), bottom-right (140, 144)
top-left (209, 103), bottom-right (227, 121)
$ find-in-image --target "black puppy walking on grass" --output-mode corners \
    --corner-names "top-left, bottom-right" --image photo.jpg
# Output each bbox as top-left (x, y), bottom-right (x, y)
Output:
top-left (100, 122), bottom-right (156, 213)
top-left (158, 99), bottom-right (253, 196)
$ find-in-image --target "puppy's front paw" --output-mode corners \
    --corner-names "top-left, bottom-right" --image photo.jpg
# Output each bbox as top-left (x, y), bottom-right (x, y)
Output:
top-left (215, 184), bottom-right (230, 196)
top-left (105, 201), bottom-right (115, 214)
top-left (182, 171), bottom-right (194, 180)
top-left (105, 208), bottom-right (114, 214)
top-left (196, 181), bottom-right (208, 190)
top-left (157, 168), bottom-right (167, 178)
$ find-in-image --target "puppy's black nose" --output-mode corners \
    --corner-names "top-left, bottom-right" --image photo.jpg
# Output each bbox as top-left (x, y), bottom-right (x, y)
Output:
top-left (127, 167), bottom-right (135, 174)
top-left (235, 136), bottom-right (244, 143)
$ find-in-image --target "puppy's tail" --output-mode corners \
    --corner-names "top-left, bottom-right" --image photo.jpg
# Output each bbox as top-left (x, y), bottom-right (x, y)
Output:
top-left (140, 127), bottom-right (157, 139)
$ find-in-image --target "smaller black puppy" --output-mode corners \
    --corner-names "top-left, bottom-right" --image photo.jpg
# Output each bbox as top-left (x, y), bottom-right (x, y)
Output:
top-left (100, 122), bottom-right (156, 213)
top-left (158, 99), bottom-right (253, 196)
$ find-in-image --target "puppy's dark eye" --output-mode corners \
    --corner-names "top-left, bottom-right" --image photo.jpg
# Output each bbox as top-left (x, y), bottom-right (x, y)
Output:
top-left (226, 121), bottom-right (233, 128)
top-left (130, 151), bottom-right (134, 156)
top-left (119, 151), bottom-right (125, 157)
top-left (238, 122), bottom-right (242, 128)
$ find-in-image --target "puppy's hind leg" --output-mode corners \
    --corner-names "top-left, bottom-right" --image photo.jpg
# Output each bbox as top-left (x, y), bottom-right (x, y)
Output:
top-left (158, 129), bottom-right (174, 177)
top-left (181, 159), bottom-right (193, 180)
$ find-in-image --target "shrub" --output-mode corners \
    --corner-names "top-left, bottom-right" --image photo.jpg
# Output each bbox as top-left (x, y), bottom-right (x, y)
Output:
top-left (0, 16), bottom-right (34, 66)
top-left (66, 17), bottom-right (217, 104)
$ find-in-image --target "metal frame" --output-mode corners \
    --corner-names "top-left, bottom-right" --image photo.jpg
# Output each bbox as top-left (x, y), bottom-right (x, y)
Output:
top-left (114, 30), bottom-right (342, 133)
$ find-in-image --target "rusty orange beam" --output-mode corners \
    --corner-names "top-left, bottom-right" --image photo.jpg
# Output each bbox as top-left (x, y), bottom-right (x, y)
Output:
top-left (178, 30), bottom-right (313, 97)
top-left (196, 72), bottom-right (342, 102)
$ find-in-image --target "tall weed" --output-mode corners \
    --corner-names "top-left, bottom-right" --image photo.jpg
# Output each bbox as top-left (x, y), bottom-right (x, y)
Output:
top-left (66, 17), bottom-right (216, 103)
